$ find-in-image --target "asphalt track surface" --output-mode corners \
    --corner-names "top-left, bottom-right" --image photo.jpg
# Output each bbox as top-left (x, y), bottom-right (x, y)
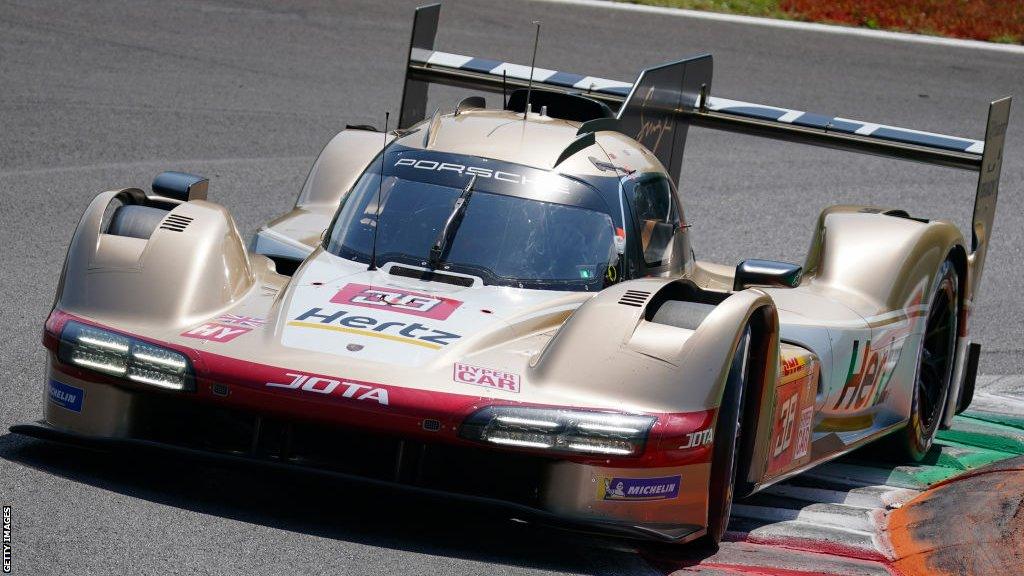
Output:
top-left (0, 1), bottom-right (1022, 574)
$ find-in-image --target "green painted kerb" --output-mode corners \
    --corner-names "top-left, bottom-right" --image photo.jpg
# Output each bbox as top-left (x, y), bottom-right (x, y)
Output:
top-left (890, 411), bottom-right (1024, 487)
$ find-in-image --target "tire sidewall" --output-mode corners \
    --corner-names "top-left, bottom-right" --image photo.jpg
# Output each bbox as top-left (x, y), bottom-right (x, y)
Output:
top-left (698, 328), bottom-right (750, 548)
top-left (905, 259), bottom-right (958, 460)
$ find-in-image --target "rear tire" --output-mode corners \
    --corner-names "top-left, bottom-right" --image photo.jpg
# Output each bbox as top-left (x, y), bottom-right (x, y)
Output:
top-left (894, 259), bottom-right (958, 461)
top-left (694, 327), bottom-right (751, 549)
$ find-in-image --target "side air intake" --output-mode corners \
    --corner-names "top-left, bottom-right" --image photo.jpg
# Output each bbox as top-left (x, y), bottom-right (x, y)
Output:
top-left (159, 214), bottom-right (194, 232)
top-left (618, 290), bottom-right (651, 307)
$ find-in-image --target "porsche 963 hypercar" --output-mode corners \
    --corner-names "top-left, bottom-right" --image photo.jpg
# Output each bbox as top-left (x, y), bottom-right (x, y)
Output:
top-left (15, 3), bottom-right (1012, 548)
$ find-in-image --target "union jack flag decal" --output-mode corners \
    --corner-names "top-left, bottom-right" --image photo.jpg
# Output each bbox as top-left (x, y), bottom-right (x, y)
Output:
top-left (216, 314), bottom-right (267, 329)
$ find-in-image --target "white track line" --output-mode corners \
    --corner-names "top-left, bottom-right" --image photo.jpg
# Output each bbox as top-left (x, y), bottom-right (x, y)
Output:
top-left (971, 375), bottom-right (1024, 414)
top-left (531, 0), bottom-right (1024, 55)
top-left (969, 392), bottom-right (1024, 414)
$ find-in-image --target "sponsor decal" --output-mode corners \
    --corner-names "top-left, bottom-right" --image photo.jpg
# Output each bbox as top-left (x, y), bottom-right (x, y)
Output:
top-left (588, 155), bottom-right (635, 175)
top-left (832, 339), bottom-right (903, 412)
top-left (781, 355), bottom-right (806, 377)
top-left (48, 380), bottom-right (83, 413)
top-left (453, 363), bottom-right (520, 393)
top-left (766, 357), bottom-right (819, 478)
top-left (287, 307), bottom-right (461, 350)
top-left (181, 313), bottom-right (266, 343)
top-left (266, 372), bottom-right (389, 405)
top-left (331, 283), bottom-right (461, 320)
top-left (826, 289), bottom-right (924, 416)
top-left (599, 475), bottom-right (680, 501)
top-left (394, 158), bottom-right (573, 193)
top-left (678, 427), bottom-right (713, 449)
top-left (181, 322), bottom-right (251, 343)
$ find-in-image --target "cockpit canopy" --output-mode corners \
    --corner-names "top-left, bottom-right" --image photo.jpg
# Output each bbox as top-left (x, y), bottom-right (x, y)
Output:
top-left (324, 146), bottom-right (689, 291)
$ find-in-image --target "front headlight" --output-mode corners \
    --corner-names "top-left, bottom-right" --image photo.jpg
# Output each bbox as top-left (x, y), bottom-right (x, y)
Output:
top-left (459, 406), bottom-right (656, 457)
top-left (58, 321), bottom-right (194, 391)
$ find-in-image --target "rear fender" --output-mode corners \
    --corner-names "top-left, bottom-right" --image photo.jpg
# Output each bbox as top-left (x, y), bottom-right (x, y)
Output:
top-left (803, 205), bottom-right (970, 433)
top-left (804, 206), bottom-right (966, 312)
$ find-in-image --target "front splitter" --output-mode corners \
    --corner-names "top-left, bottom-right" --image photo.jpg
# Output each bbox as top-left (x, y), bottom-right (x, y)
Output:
top-left (9, 420), bottom-right (703, 545)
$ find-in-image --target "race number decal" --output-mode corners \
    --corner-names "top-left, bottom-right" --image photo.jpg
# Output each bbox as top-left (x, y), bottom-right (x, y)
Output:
top-left (772, 393), bottom-right (799, 458)
top-left (766, 346), bottom-right (819, 478)
top-left (793, 407), bottom-right (814, 459)
top-left (331, 283), bottom-right (462, 320)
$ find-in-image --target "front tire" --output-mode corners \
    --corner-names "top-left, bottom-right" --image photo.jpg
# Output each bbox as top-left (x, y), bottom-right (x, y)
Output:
top-left (695, 327), bottom-right (751, 549)
top-left (895, 258), bottom-right (959, 461)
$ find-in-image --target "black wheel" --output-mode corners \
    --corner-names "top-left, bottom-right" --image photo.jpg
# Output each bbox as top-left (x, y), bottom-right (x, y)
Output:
top-left (695, 327), bottom-right (750, 549)
top-left (896, 259), bottom-right (958, 461)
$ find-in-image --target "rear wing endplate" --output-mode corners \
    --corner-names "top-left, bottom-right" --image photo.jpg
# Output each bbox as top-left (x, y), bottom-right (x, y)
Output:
top-left (398, 4), bottom-right (1010, 295)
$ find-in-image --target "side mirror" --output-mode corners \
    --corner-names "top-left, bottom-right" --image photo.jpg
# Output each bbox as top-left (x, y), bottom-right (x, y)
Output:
top-left (733, 259), bottom-right (803, 291)
top-left (152, 171), bottom-right (208, 202)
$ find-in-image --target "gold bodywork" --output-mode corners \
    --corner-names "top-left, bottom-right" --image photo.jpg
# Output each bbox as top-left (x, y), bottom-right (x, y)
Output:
top-left (38, 106), bottom-right (981, 543)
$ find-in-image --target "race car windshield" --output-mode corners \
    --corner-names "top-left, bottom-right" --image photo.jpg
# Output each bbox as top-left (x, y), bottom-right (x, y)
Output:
top-left (325, 171), bottom-right (619, 291)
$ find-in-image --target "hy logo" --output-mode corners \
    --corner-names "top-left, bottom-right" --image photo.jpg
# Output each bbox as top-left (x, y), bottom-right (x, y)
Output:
top-left (181, 323), bottom-right (250, 343)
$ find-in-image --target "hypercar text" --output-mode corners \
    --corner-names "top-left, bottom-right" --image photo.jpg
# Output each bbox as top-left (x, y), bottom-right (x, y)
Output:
top-left (453, 363), bottom-right (520, 393)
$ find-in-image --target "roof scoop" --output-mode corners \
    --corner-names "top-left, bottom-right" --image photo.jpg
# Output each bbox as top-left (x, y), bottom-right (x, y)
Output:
top-left (506, 89), bottom-right (614, 122)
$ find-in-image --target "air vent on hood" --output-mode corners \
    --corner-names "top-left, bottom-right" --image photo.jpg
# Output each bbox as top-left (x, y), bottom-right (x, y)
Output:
top-left (159, 214), bottom-right (194, 232)
top-left (389, 265), bottom-right (474, 287)
top-left (618, 290), bottom-right (651, 307)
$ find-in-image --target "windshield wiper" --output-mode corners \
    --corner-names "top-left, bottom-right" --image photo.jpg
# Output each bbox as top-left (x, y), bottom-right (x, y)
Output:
top-left (428, 174), bottom-right (477, 270)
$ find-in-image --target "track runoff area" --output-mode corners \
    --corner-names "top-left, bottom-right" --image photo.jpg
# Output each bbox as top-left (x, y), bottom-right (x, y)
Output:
top-left (648, 375), bottom-right (1024, 575)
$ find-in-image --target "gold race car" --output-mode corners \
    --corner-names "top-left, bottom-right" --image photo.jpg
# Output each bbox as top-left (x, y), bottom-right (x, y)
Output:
top-left (14, 3), bottom-right (1011, 548)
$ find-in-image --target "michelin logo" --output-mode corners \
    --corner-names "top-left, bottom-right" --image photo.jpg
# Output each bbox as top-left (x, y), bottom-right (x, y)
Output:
top-left (599, 475), bottom-right (681, 501)
top-left (48, 380), bottom-right (83, 413)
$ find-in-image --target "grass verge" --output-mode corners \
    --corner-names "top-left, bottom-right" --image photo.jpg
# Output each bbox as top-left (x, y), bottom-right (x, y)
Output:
top-left (619, 0), bottom-right (1023, 44)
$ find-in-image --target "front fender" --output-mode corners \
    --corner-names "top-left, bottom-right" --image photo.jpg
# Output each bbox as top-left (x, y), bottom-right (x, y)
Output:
top-left (58, 191), bottom-right (255, 327)
top-left (531, 279), bottom-right (778, 415)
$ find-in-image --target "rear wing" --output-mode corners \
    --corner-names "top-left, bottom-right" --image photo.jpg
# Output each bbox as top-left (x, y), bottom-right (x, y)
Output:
top-left (398, 4), bottom-right (1010, 295)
